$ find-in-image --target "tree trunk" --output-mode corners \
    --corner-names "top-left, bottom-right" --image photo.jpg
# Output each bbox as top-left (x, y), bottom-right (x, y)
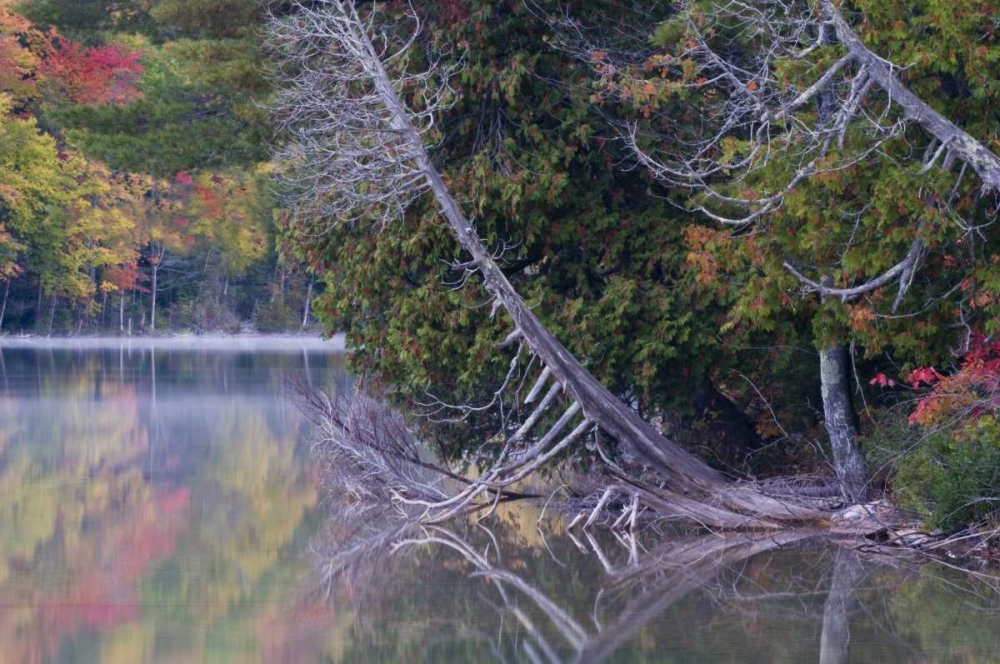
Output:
top-left (0, 278), bottom-right (9, 332)
top-left (47, 291), bottom-right (57, 336)
top-left (302, 275), bottom-right (314, 330)
top-left (35, 281), bottom-right (43, 326)
top-left (819, 342), bottom-right (867, 500)
top-left (119, 290), bottom-right (125, 333)
top-left (150, 263), bottom-right (158, 333)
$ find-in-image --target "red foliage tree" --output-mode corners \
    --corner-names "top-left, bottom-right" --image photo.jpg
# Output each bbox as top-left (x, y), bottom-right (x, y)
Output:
top-left (908, 335), bottom-right (1000, 427)
top-left (40, 37), bottom-right (144, 106)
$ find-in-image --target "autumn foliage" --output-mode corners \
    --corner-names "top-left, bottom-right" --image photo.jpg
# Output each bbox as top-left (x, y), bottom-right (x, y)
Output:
top-left (907, 336), bottom-right (1000, 428)
top-left (39, 37), bottom-right (144, 106)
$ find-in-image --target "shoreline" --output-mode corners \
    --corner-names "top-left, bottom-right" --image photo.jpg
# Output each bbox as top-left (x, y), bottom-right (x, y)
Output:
top-left (0, 332), bottom-right (347, 352)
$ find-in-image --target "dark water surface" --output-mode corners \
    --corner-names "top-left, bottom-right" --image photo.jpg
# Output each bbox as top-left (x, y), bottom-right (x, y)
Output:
top-left (0, 342), bottom-right (999, 663)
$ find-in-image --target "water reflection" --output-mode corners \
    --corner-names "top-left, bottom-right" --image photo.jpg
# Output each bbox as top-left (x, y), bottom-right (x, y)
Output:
top-left (0, 342), bottom-right (343, 663)
top-left (4, 344), bottom-right (1000, 662)
top-left (312, 504), bottom-right (1000, 663)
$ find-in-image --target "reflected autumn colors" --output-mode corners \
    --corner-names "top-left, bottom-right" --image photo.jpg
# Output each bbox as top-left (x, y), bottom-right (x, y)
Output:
top-left (3, 343), bottom-right (1000, 663)
top-left (0, 342), bottom-right (344, 663)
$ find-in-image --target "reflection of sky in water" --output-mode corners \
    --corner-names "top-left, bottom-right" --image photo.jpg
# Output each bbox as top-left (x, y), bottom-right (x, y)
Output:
top-left (0, 343), bottom-right (997, 663)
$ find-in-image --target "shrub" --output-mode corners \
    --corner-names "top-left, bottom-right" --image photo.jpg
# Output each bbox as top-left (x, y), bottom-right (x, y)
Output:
top-left (253, 295), bottom-right (297, 332)
top-left (893, 416), bottom-right (1000, 530)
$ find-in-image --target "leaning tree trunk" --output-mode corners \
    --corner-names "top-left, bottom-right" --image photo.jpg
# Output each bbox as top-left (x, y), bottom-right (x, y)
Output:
top-left (271, 1), bottom-right (842, 529)
top-left (356, 14), bottom-right (825, 526)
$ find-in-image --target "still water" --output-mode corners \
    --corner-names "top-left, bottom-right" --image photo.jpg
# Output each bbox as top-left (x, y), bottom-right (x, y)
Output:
top-left (0, 341), bottom-right (998, 663)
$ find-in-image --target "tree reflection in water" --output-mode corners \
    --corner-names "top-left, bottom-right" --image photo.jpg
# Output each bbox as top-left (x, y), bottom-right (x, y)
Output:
top-left (310, 499), bottom-right (1000, 663)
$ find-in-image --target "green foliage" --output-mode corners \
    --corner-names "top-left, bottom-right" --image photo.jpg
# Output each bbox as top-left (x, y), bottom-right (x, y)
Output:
top-left (874, 415), bottom-right (1000, 530)
top-left (0, 0), bottom-right (305, 334)
top-left (253, 295), bottom-right (297, 334)
top-left (49, 39), bottom-right (267, 176)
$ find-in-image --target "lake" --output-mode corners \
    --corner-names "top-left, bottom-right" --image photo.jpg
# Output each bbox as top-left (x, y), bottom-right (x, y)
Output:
top-left (0, 340), bottom-right (997, 663)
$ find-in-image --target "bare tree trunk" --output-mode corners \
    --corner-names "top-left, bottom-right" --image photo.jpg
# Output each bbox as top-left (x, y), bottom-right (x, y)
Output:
top-left (119, 290), bottom-right (125, 333)
top-left (0, 278), bottom-right (9, 332)
top-left (820, 342), bottom-right (867, 500)
top-left (302, 275), bottom-right (314, 330)
top-left (47, 291), bottom-right (57, 336)
top-left (150, 262), bottom-right (158, 333)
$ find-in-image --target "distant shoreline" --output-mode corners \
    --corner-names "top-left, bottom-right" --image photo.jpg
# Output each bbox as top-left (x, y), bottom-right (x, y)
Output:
top-left (0, 333), bottom-right (347, 352)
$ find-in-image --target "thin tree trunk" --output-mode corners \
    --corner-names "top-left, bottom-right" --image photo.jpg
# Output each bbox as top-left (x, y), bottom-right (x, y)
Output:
top-left (47, 291), bottom-right (57, 336)
top-left (301, 275), bottom-right (314, 330)
top-left (819, 342), bottom-right (867, 500)
top-left (150, 262), bottom-right (158, 333)
top-left (0, 278), bottom-right (9, 332)
top-left (119, 290), bottom-right (125, 333)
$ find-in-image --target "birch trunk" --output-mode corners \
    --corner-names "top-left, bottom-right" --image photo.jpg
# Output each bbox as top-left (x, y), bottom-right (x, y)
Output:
top-left (150, 262), bottom-right (158, 333)
top-left (301, 276), bottom-right (314, 330)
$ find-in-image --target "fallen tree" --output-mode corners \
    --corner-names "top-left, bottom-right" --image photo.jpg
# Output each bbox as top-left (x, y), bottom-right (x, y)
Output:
top-left (268, 0), bottom-right (990, 533)
top-left (269, 0), bottom-right (861, 531)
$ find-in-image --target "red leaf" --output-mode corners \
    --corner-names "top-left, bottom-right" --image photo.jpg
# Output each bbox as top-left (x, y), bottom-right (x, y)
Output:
top-left (869, 373), bottom-right (895, 388)
top-left (907, 366), bottom-right (943, 388)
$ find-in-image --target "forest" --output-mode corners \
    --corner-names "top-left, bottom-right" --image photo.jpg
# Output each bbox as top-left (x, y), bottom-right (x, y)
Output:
top-left (6, 0), bottom-right (1000, 542)
top-left (0, 0), bottom-right (315, 334)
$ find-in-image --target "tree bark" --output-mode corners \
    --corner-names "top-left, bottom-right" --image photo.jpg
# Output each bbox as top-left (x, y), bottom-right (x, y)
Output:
top-left (119, 290), bottom-right (125, 333)
top-left (824, 1), bottom-right (1000, 191)
top-left (819, 342), bottom-right (867, 500)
